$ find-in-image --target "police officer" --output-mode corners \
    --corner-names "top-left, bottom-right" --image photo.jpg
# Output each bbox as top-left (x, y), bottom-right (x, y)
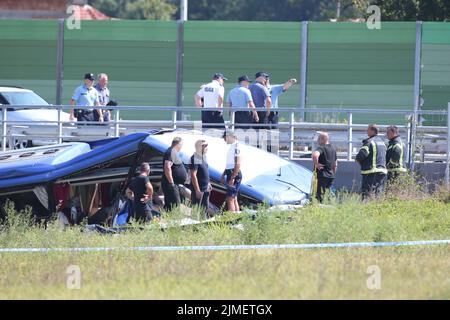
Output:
top-left (266, 77), bottom-right (297, 128)
top-left (265, 76), bottom-right (297, 152)
top-left (355, 124), bottom-right (388, 200)
top-left (195, 73), bottom-right (227, 130)
top-left (220, 130), bottom-right (242, 213)
top-left (94, 73), bottom-right (111, 122)
top-left (227, 75), bottom-right (259, 130)
top-left (69, 73), bottom-right (101, 123)
top-left (386, 125), bottom-right (407, 182)
top-left (249, 71), bottom-right (272, 128)
top-left (249, 72), bottom-right (272, 149)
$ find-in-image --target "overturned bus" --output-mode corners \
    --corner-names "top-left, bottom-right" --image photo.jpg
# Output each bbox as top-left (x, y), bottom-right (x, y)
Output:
top-left (0, 130), bottom-right (312, 225)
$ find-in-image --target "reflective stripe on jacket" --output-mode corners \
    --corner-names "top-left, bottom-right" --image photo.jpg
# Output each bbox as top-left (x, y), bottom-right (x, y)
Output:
top-left (355, 136), bottom-right (387, 175)
top-left (386, 136), bottom-right (407, 173)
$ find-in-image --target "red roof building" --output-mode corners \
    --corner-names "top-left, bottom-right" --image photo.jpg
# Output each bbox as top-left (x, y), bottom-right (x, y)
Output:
top-left (69, 2), bottom-right (110, 20)
top-left (0, 0), bottom-right (110, 20)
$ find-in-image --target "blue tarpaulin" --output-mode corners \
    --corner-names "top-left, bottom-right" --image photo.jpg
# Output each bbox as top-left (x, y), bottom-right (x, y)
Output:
top-left (0, 133), bottom-right (149, 190)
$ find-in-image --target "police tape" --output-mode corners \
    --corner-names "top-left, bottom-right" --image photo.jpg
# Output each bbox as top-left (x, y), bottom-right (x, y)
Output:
top-left (0, 239), bottom-right (449, 253)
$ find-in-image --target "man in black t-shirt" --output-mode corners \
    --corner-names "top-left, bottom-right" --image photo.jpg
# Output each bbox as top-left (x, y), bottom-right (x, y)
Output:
top-left (126, 162), bottom-right (154, 222)
top-left (161, 137), bottom-right (188, 211)
top-left (312, 132), bottom-right (338, 203)
top-left (189, 140), bottom-right (212, 218)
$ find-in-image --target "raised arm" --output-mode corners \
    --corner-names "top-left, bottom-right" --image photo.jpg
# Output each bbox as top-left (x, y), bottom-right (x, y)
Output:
top-left (283, 78), bottom-right (297, 91)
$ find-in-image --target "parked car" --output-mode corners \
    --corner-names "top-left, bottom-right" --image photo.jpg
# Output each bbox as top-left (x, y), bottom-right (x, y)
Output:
top-left (0, 86), bottom-right (71, 148)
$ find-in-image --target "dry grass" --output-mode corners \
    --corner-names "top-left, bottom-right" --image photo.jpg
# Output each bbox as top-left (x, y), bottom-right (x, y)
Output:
top-left (0, 195), bottom-right (449, 299)
top-left (0, 247), bottom-right (449, 299)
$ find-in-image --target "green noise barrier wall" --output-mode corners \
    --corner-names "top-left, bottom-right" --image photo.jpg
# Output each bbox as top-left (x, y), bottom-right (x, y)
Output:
top-left (1, 19), bottom-right (448, 124)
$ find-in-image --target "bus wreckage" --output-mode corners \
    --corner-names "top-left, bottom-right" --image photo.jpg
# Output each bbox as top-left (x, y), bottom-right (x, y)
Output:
top-left (0, 130), bottom-right (312, 227)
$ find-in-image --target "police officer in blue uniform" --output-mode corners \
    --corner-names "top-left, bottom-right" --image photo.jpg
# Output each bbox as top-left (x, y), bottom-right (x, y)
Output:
top-left (69, 73), bottom-right (101, 123)
top-left (227, 75), bottom-right (259, 130)
top-left (249, 71), bottom-right (272, 129)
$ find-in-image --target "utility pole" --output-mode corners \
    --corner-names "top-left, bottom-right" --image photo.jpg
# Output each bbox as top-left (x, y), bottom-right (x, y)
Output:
top-left (176, 0), bottom-right (188, 120)
top-left (181, 0), bottom-right (188, 21)
top-left (336, 0), bottom-right (341, 19)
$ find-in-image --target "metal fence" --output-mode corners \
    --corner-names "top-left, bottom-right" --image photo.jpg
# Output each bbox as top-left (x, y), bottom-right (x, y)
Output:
top-left (1, 104), bottom-right (449, 187)
top-left (2, 20), bottom-right (450, 126)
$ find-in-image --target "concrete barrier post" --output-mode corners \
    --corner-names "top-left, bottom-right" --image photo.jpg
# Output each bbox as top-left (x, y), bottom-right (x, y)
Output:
top-left (1, 107), bottom-right (6, 152)
top-left (347, 112), bottom-right (353, 161)
top-left (57, 106), bottom-right (62, 144)
top-left (445, 102), bottom-right (450, 188)
top-left (114, 109), bottom-right (120, 137)
top-left (289, 111), bottom-right (295, 160)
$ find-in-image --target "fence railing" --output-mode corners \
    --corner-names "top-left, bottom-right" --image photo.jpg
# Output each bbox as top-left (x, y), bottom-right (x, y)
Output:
top-left (1, 104), bottom-right (449, 186)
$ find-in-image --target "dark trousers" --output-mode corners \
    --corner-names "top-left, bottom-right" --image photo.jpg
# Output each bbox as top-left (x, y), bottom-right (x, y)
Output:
top-left (316, 176), bottom-right (334, 203)
top-left (256, 111), bottom-right (269, 129)
top-left (202, 111), bottom-right (225, 129)
top-left (253, 111), bottom-right (269, 149)
top-left (132, 202), bottom-right (153, 222)
top-left (76, 110), bottom-right (95, 122)
top-left (361, 173), bottom-right (387, 200)
top-left (234, 111), bottom-right (252, 130)
top-left (93, 110), bottom-right (110, 123)
top-left (267, 111), bottom-right (279, 128)
top-left (267, 111), bottom-right (279, 152)
top-left (161, 181), bottom-right (181, 211)
top-left (387, 171), bottom-right (406, 183)
top-left (190, 189), bottom-right (210, 218)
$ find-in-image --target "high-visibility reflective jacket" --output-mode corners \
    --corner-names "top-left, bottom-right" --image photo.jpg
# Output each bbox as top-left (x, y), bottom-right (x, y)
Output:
top-left (355, 136), bottom-right (387, 175)
top-left (386, 136), bottom-right (407, 173)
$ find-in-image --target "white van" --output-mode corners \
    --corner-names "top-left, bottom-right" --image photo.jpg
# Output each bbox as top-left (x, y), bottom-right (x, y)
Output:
top-left (0, 86), bottom-right (71, 148)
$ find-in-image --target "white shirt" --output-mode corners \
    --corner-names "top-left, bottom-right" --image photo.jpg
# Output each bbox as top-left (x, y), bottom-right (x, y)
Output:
top-left (196, 80), bottom-right (224, 108)
top-left (226, 142), bottom-right (240, 170)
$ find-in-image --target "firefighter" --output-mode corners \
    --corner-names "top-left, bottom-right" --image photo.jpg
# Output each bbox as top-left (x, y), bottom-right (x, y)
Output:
top-left (355, 124), bottom-right (388, 200)
top-left (386, 125), bottom-right (407, 182)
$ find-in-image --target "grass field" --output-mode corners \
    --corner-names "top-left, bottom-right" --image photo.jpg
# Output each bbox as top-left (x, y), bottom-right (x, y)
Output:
top-left (0, 247), bottom-right (449, 299)
top-left (0, 195), bottom-right (449, 299)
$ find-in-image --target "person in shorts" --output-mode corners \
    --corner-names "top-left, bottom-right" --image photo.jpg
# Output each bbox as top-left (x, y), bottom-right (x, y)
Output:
top-left (220, 130), bottom-right (242, 213)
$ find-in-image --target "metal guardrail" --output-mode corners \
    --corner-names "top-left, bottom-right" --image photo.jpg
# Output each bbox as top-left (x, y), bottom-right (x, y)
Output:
top-left (1, 104), bottom-right (449, 187)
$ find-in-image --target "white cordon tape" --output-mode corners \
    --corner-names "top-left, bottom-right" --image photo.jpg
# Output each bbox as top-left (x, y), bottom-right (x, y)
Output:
top-left (0, 239), bottom-right (449, 253)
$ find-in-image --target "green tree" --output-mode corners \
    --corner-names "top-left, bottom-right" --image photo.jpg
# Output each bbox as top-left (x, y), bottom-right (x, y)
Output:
top-left (90, 0), bottom-right (450, 21)
top-left (89, 0), bottom-right (128, 18)
top-left (125, 0), bottom-right (177, 20)
top-left (353, 0), bottom-right (450, 21)
top-left (417, 0), bottom-right (450, 21)
top-left (185, 0), bottom-right (360, 21)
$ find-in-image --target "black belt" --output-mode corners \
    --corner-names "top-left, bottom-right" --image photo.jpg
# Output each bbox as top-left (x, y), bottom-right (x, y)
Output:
top-left (75, 109), bottom-right (94, 115)
top-left (203, 110), bottom-right (223, 115)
